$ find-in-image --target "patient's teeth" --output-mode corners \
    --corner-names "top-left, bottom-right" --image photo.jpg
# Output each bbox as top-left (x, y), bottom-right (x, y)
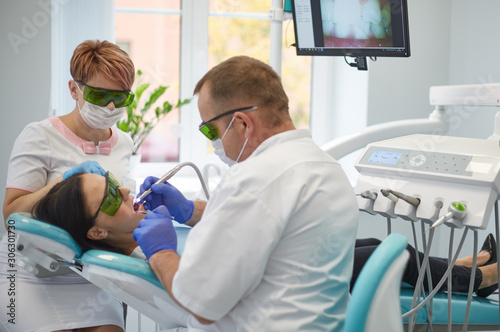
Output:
top-left (321, 0), bottom-right (335, 36)
top-left (332, 0), bottom-right (361, 25)
top-left (381, 3), bottom-right (391, 28)
top-left (362, 0), bottom-right (382, 24)
top-left (321, 0), bottom-right (390, 40)
top-left (371, 22), bottom-right (386, 39)
top-left (353, 20), bottom-right (371, 39)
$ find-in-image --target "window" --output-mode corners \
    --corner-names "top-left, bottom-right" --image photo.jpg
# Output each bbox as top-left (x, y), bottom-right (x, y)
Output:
top-left (115, 1), bottom-right (311, 170)
top-left (208, 1), bottom-right (312, 128)
top-left (116, 0), bottom-right (182, 162)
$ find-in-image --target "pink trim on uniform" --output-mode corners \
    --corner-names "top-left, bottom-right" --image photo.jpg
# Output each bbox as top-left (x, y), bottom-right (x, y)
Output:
top-left (47, 116), bottom-right (119, 154)
top-left (5, 186), bottom-right (36, 192)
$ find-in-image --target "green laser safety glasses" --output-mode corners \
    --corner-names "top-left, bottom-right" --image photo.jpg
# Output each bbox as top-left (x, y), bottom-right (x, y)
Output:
top-left (75, 80), bottom-right (135, 108)
top-left (92, 172), bottom-right (123, 220)
top-left (198, 106), bottom-right (257, 140)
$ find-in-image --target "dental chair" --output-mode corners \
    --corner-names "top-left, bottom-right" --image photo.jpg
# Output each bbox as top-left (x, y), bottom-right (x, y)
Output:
top-left (11, 212), bottom-right (82, 278)
top-left (400, 284), bottom-right (500, 331)
top-left (8, 212), bottom-right (191, 329)
top-left (345, 232), bottom-right (500, 332)
top-left (345, 233), bottom-right (409, 332)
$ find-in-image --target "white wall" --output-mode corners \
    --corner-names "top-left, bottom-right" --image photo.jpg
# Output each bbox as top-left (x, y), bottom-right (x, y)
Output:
top-left (447, 0), bottom-right (500, 140)
top-left (0, 0), bottom-right (52, 232)
top-left (368, 0), bottom-right (452, 125)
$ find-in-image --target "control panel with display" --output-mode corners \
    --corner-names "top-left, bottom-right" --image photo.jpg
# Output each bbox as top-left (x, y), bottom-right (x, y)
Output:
top-left (354, 134), bottom-right (500, 229)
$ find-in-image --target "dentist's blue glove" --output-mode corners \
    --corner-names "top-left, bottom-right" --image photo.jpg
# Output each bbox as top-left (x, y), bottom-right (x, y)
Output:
top-left (63, 160), bottom-right (106, 180)
top-left (138, 176), bottom-right (194, 224)
top-left (133, 206), bottom-right (177, 260)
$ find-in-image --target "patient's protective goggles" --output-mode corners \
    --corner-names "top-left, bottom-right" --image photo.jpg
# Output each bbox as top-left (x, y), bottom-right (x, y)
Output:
top-left (198, 106), bottom-right (257, 140)
top-left (92, 172), bottom-right (123, 220)
top-left (75, 80), bottom-right (135, 108)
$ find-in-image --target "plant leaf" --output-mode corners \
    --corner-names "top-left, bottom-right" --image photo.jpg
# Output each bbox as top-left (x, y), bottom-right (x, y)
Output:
top-left (121, 70), bottom-right (193, 153)
top-left (135, 83), bottom-right (150, 103)
top-left (176, 98), bottom-right (192, 108)
top-left (143, 86), bottom-right (167, 113)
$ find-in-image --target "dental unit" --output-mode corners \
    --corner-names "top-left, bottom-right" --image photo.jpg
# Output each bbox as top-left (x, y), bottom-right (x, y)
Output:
top-left (349, 83), bottom-right (500, 331)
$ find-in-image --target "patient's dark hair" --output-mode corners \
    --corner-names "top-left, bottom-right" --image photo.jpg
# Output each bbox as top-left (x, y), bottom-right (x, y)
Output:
top-left (32, 174), bottom-right (121, 253)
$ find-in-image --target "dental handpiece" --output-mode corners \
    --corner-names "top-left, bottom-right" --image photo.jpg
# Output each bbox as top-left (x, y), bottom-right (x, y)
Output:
top-left (134, 163), bottom-right (189, 204)
top-left (428, 202), bottom-right (467, 231)
top-left (380, 189), bottom-right (399, 203)
top-left (133, 161), bottom-right (211, 206)
top-left (386, 189), bottom-right (421, 207)
top-left (360, 190), bottom-right (378, 200)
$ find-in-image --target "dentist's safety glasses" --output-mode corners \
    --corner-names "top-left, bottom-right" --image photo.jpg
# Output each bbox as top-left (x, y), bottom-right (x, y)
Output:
top-left (75, 80), bottom-right (135, 108)
top-left (93, 172), bottom-right (123, 219)
top-left (198, 106), bottom-right (257, 140)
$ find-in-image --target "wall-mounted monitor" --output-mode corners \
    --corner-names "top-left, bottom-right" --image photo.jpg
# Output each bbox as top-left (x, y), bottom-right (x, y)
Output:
top-left (291, 0), bottom-right (410, 69)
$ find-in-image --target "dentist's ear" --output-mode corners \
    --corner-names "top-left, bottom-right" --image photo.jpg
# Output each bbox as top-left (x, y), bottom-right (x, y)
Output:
top-left (87, 226), bottom-right (108, 240)
top-left (234, 111), bottom-right (254, 139)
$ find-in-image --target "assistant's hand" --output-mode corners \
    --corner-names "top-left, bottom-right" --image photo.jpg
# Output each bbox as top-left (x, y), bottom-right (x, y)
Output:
top-left (138, 176), bottom-right (194, 224)
top-left (63, 160), bottom-right (106, 180)
top-left (133, 206), bottom-right (177, 260)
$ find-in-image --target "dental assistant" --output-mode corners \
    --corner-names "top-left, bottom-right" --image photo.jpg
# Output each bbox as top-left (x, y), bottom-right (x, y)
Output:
top-left (1, 40), bottom-right (135, 332)
top-left (134, 56), bottom-right (359, 331)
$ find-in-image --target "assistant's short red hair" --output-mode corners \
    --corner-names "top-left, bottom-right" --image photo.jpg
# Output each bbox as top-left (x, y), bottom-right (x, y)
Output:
top-left (70, 40), bottom-right (135, 91)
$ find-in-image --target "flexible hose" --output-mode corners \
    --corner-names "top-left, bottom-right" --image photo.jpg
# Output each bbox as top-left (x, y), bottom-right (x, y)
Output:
top-left (410, 221), bottom-right (433, 332)
top-left (496, 201), bottom-right (500, 324)
top-left (447, 228), bottom-right (454, 332)
top-left (403, 228), bottom-right (469, 319)
top-left (408, 227), bottom-right (435, 331)
top-left (462, 230), bottom-right (477, 332)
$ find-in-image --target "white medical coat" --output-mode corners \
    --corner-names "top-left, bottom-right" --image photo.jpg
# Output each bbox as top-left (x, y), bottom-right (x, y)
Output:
top-left (172, 129), bottom-right (359, 331)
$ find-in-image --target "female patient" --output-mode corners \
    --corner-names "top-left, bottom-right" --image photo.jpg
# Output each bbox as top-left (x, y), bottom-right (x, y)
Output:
top-left (33, 172), bottom-right (146, 258)
top-left (34, 173), bottom-right (498, 298)
top-left (33, 172), bottom-right (191, 331)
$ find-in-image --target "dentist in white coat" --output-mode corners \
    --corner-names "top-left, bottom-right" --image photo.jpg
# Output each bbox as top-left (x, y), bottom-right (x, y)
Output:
top-left (134, 55), bottom-right (359, 332)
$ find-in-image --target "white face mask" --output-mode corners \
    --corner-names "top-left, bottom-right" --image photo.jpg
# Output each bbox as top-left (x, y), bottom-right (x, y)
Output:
top-left (212, 116), bottom-right (249, 166)
top-left (76, 84), bottom-right (126, 129)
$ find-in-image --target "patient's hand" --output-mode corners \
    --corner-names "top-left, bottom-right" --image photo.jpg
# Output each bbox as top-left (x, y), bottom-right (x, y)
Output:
top-left (133, 206), bottom-right (178, 260)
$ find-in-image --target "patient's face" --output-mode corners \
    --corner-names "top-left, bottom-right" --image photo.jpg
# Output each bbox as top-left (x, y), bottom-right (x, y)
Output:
top-left (82, 173), bottom-right (144, 242)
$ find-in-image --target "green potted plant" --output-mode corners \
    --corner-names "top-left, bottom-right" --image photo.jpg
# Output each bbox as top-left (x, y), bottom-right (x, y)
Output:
top-left (117, 69), bottom-right (191, 160)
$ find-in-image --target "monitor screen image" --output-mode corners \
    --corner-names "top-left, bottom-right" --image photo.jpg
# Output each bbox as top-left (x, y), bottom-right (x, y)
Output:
top-left (291, 0), bottom-right (410, 58)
